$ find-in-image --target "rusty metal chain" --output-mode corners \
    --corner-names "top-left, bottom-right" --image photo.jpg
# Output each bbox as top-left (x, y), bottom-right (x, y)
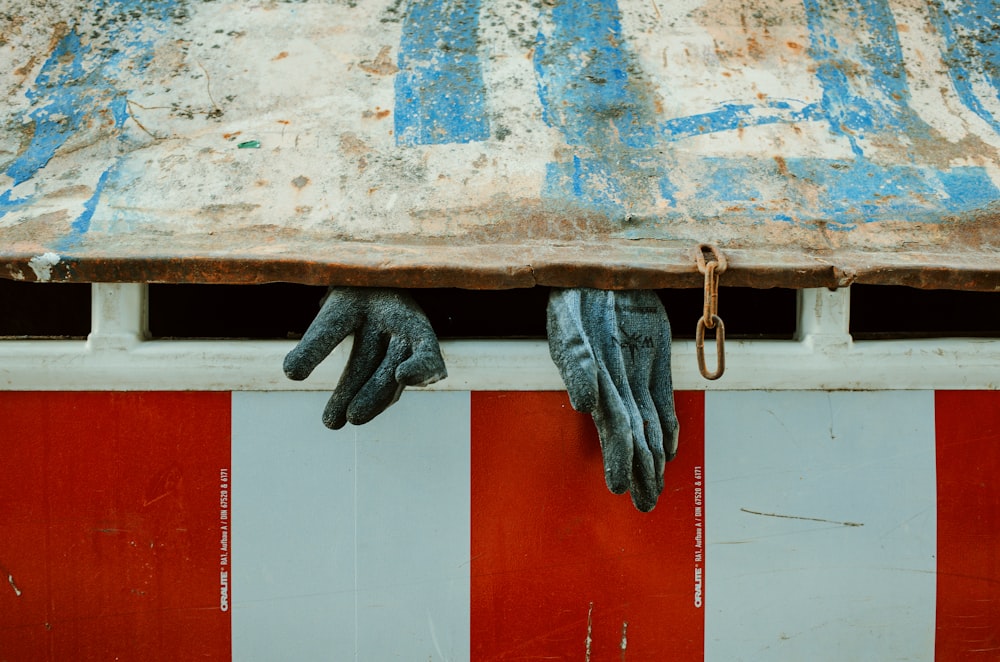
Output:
top-left (694, 244), bottom-right (726, 380)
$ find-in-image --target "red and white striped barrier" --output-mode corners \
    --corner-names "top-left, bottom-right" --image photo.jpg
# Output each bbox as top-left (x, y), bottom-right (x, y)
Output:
top-left (1, 390), bottom-right (997, 660)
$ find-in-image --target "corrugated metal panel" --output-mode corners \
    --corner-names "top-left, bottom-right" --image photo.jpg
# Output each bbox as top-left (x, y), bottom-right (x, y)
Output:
top-left (1, 0), bottom-right (998, 289)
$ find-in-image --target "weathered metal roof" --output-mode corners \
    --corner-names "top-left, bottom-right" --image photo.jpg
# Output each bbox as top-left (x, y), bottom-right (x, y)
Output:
top-left (1, 0), bottom-right (998, 289)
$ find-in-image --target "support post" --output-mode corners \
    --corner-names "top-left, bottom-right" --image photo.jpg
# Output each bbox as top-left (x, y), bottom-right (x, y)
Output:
top-left (87, 283), bottom-right (149, 351)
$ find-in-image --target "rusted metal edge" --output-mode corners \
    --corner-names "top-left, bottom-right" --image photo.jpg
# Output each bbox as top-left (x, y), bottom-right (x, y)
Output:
top-left (2, 244), bottom-right (997, 291)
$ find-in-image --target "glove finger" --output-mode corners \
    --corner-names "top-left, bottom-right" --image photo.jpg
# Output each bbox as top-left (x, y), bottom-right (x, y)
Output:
top-left (649, 320), bottom-right (680, 461)
top-left (628, 414), bottom-right (662, 512)
top-left (592, 367), bottom-right (633, 495)
top-left (322, 325), bottom-right (387, 429)
top-left (547, 288), bottom-right (599, 413)
top-left (615, 353), bottom-right (662, 512)
top-left (629, 386), bottom-right (665, 508)
top-left (346, 335), bottom-right (412, 426)
top-left (395, 336), bottom-right (447, 386)
top-left (651, 386), bottom-right (680, 462)
top-left (284, 289), bottom-right (361, 381)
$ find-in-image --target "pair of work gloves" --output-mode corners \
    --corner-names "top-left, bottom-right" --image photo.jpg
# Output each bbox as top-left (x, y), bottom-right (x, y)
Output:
top-left (284, 287), bottom-right (679, 512)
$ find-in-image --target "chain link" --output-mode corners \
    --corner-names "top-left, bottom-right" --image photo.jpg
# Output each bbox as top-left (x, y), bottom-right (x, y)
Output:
top-left (694, 244), bottom-right (726, 380)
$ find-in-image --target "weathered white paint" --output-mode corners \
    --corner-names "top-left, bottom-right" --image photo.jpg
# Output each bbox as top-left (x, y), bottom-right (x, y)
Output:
top-left (705, 391), bottom-right (937, 661)
top-left (231, 391), bottom-right (471, 661)
top-left (26, 253), bottom-right (60, 282)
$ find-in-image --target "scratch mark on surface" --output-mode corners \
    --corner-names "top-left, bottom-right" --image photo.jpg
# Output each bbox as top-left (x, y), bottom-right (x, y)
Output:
top-left (741, 508), bottom-right (863, 527)
top-left (8, 573), bottom-right (21, 597)
top-left (620, 621), bottom-right (628, 660)
top-left (585, 602), bottom-right (593, 662)
top-left (196, 61), bottom-right (223, 118)
top-left (428, 611), bottom-right (448, 662)
top-left (0, 562), bottom-right (22, 597)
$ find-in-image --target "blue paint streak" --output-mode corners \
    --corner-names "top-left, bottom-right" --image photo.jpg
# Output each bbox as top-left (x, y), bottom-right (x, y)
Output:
top-left (534, 0), bottom-right (672, 215)
top-left (1, 0), bottom-right (178, 239)
top-left (55, 166), bottom-right (116, 251)
top-left (395, 0), bottom-right (490, 146)
top-left (661, 101), bottom-right (822, 141)
top-left (5, 30), bottom-right (93, 188)
top-left (534, 0), bottom-right (659, 148)
top-left (802, 0), bottom-right (933, 153)
top-left (930, 0), bottom-right (1000, 134)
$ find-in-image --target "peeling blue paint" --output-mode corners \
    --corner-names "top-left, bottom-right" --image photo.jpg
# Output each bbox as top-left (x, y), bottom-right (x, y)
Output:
top-left (661, 101), bottom-right (822, 141)
top-left (2, 0), bottom-right (995, 250)
top-left (0, 0), bottom-right (178, 241)
top-left (786, 158), bottom-right (998, 222)
top-left (5, 30), bottom-right (93, 189)
top-left (387, 0), bottom-right (997, 226)
top-left (801, 0), bottom-right (937, 155)
top-left (619, 156), bottom-right (999, 234)
top-left (929, 0), bottom-right (1000, 134)
top-left (395, 0), bottom-right (490, 146)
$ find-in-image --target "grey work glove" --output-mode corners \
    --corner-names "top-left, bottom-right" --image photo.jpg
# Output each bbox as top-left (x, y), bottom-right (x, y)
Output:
top-left (284, 287), bottom-right (447, 429)
top-left (547, 288), bottom-right (680, 512)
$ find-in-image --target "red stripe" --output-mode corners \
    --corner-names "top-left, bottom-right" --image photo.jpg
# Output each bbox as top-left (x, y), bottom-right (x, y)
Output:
top-left (935, 391), bottom-right (1000, 659)
top-left (0, 392), bottom-right (231, 661)
top-left (471, 391), bottom-right (705, 661)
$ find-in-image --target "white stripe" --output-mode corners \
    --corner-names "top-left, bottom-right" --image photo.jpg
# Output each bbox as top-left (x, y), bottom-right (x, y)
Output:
top-left (231, 391), bottom-right (471, 661)
top-left (704, 391), bottom-right (937, 661)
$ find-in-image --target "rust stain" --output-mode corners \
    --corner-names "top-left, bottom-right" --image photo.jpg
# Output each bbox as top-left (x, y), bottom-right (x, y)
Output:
top-left (339, 132), bottom-right (368, 156)
top-left (339, 131), bottom-right (370, 171)
top-left (13, 54), bottom-right (36, 78)
top-left (46, 21), bottom-right (69, 55)
top-left (272, 51), bottom-right (288, 61)
top-left (773, 155), bottom-right (790, 178)
top-left (42, 185), bottom-right (93, 200)
top-left (362, 107), bottom-right (391, 120)
top-left (199, 202), bottom-right (261, 217)
top-left (696, 0), bottom-right (806, 67)
top-left (359, 45), bottom-right (399, 76)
